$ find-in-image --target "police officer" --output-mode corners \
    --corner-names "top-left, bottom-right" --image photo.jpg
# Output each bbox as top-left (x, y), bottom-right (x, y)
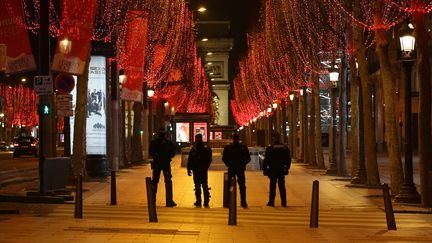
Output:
top-left (222, 133), bottom-right (251, 208)
top-left (149, 130), bottom-right (177, 207)
top-left (263, 132), bottom-right (291, 207)
top-left (187, 134), bottom-right (212, 207)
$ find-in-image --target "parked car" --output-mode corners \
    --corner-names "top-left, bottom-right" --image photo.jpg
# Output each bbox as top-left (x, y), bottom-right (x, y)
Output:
top-left (0, 141), bottom-right (9, 151)
top-left (12, 136), bottom-right (39, 157)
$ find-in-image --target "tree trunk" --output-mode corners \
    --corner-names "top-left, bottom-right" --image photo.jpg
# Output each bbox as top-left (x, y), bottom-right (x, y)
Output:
top-left (281, 102), bottom-right (288, 144)
top-left (292, 97), bottom-right (298, 160)
top-left (338, 50), bottom-right (348, 177)
top-left (354, 0), bottom-right (380, 186)
top-left (131, 102), bottom-right (143, 163)
top-left (72, 61), bottom-right (89, 176)
top-left (126, 101), bottom-right (132, 163)
top-left (349, 48), bottom-right (360, 178)
top-left (309, 79), bottom-right (317, 167)
top-left (373, 0), bottom-right (404, 194)
top-left (313, 73), bottom-right (325, 168)
top-left (120, 100), bottom-right (127, 167)
top-left (412, 8), bottom-right (432, 207)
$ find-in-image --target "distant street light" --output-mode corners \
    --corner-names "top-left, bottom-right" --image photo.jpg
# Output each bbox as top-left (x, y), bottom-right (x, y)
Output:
top-left (119, 74), bottom-right (127, 85)
top-left (289, 93), bottom-right (295, 101)
top-left (147, 88), bottom-right (155, 98)
top-left (201, 38), bottom-right (208, 42)
top-left (198, 7), bottom-right (207, 12)
top-left (272, 102), bottom-right (278, 109)
top-left (59, 38), bottom-right (72, 54)
top-left (329, 68), bottom-right (339, 85)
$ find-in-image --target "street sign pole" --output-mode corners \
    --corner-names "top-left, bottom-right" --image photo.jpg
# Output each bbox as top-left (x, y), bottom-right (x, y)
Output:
top-left (38, 0), bottom-right (50, 194)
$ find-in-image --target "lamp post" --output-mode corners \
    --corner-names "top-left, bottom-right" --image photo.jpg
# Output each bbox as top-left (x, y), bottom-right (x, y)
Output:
top-left (395, 34), bottom-right (421, 203)
top-left (300, 86), bottom-right (308, 163)
top-left (147, 88), bottom-right (155, 139)
top-left (289, 93), bottom-right (295, 154)
top-left (326, 69), bottom-right (338, 174)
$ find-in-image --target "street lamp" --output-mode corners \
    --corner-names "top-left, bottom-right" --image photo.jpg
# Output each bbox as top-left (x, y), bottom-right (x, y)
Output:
top-left (147, 88), bottom-right (155, 138)
top-left (289, 93), bottom-right (295, 102)
top-left (147, 88), bottom-right (155, 98)
top-left (272, 102), bottom-right (278, 109)
top-left (326, 68), bottom-right (339, 174)
top-left (59, 38), bottom-right (72, 54)
top-left (119, 74), bottom-right (127, 85)
top-left (289, 92), bottom-right (295, 154)
top-left (198, 7), bottom-right (207, 12)
top-left (399, 35), bottom-right (415, 59)
top-left (395, 33), bottom-right (421, 203)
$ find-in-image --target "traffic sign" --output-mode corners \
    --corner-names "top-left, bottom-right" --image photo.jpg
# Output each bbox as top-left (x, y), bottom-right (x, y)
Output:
top-left (56, 94), bottom-right (73, 117)
top-left (34, 76), bottom-right (53, 95)
top-left (55, 73), bottom-right (75, 94)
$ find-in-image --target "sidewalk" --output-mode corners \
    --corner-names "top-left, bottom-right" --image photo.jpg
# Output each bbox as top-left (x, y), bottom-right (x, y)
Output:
top-left (0, 154), bottom-right (431, 242)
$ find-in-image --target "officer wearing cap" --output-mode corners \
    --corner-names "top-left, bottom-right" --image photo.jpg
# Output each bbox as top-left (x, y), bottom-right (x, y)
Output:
top-left (187, 134), bottom-right (212, 207)
top-left (263, 132), bottom-right (291, 207)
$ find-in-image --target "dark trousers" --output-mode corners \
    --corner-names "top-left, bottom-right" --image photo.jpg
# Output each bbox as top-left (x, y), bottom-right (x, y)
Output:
top-left (193, 169), bottom-right (210, 203)
top-left (152, 166), bottom-right (174, 204)
top-left (268, 174), bottom-right (286, 204)
top-left (229, 168), bottom-right (247, 204)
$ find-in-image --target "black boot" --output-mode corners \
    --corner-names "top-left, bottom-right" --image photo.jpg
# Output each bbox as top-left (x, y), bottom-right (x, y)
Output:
top-left (240, 187), bottom-right (247, 208)
top-left (194, 185), bottom-right (201, 207)
top-left (165, 180), bottom-right (176, 207)
top-left (203, 185), bottom-right (210, 207)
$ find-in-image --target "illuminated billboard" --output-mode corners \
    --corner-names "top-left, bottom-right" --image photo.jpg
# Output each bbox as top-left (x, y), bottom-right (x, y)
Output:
top-left (71, 56), bottom-right (107, 155)
top-left (176, 122), bottom-right (190, 143)
top-left (193, 122), bottom-right (207, 142)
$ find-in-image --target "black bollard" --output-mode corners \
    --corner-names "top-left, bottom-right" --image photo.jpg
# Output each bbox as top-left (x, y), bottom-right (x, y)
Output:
top-left (223, 172), bottom-right (229, 208)
top-left (166, 180), bottom-right (173, 205)
top-left (228, 176), bottom-right (237, 226)
top-left (110, 170), bottom-right (117, 205)
top-left (146, 177), bottom-right (158, 222)
top-left (74, 174), bottom-right (83, 219)
top-left (382, 183), bottom-right (396, 230)
top-left (309, 180), bottom-right (319, 228)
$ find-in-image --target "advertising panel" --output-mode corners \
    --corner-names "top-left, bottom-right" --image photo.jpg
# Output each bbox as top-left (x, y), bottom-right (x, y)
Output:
top-left (0, 1), bottom-right (36, 73)
top-left (214, 131), bottom-right (222, 140)
top-left (193, 122), bottom-right (208, 142)
top-left (176, 122), bottom-right (190, 143)
top-left (70, 56), bottom-right (107, 155)
top-left (52, 0), bottom-right (97, 75)
top-left (119, 10), bottom-right (148, 101)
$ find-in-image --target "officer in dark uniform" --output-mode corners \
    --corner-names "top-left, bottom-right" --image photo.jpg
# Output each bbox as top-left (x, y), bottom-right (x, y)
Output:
top-left (222, 133), bottom-right (251, 208)
top-left (263, 132), bottom-right (291, 207)
top-left (149, 130), bottom-right (177, 207)
top-left (187, 134), bottom-right (212, 207)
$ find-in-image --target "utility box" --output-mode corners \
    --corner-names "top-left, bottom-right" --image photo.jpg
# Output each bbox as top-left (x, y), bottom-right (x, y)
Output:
top-left (42, 157), bottom-right (70, 192)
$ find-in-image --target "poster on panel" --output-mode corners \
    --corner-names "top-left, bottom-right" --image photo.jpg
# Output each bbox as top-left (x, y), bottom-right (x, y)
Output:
top-left (193, 122), bottom-right (208, 142)
top-left (70, 56), bottom-right (107, 155)
top-left (176, 122), bottom-right (190, 143)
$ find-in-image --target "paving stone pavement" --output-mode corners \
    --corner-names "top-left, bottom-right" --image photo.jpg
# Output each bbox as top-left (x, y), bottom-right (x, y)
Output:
top-left (0, 154), bottom-right (432, 242)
